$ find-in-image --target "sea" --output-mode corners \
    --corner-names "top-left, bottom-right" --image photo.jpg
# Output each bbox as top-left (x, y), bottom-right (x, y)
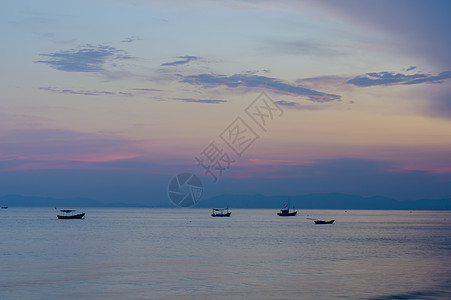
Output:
top-left (1, 208), bottom-right (450, 300)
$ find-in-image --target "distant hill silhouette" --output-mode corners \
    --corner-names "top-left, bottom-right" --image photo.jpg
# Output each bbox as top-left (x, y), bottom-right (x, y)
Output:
top-left (1, 193), bottom-right (450, 209)
top-left (196, 193), bottom-right (451, 210)
top-left (0, 194), bottom-right (165, 207)
top-left (0, 194), bottom-right (106, 207)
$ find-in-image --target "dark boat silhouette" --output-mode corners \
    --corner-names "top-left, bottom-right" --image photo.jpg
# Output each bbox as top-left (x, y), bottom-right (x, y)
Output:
top-left (57, 209), bottom-right (85, 219)
top-left (277, 205), bottom-right (297, 216)
top-left (314, 220), bottom-right (334, 224)
top-left (211, 208), bottom-right (231, 217)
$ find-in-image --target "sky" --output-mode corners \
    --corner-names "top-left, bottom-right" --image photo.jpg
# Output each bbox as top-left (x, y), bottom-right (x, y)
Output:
top-left (1, 0), bottom-right (451, 206)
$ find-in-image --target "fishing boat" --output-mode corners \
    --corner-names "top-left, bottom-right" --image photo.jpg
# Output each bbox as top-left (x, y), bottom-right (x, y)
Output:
top-left (277, 205), bottom-right (297, 216)
top-left (314, 220), bottom-right (334, 224)
top-left (211, 208), bottom-right (231, 217)
top-left (1, 206), bottom-right (8, 209)
top-left (57, 209), bottom-right (85, 219)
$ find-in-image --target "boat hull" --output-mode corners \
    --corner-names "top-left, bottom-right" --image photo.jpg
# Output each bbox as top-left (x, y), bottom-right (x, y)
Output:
top-left (57, 213), bottom-right (85, 219)
top-left (211, 212), bottom-right (231, 217)
top-left (314, 220), bottom-right (334, 224)
top-left (277, 211), bottom-right (297, 216)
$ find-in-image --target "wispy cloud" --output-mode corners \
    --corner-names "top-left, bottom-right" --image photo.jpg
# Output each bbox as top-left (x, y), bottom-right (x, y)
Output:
top-left (347, 70), bottom-right (451, 87)
top-left (295, 75), bottom-right (349, 86)
top-left (172, 98), bottom-right (227, 104)
top-left (275, 100), bottom-right (298, 107)
top-left (121, 36), bottom-right (141, 43)
top-left (35, 44), bottom-right (132, 72)
top-left (118, 92), bottom-right (134, 97)
top-left (276, 100), bottom-right (331, 110)
top-left (39, 87), bottom-right (116, 96)
top-left (40, 32), bottom-right (55, 39)
top-left (0, 128), bottom-right (143, 165)
top-left (132, 88), bottom-right (164, 92)
top-left (161, 55), bottom-right (199, 67)
top-left (268, 39), bottom-right (343, 56)
top-left (180, 73), bottom-right (341, 102)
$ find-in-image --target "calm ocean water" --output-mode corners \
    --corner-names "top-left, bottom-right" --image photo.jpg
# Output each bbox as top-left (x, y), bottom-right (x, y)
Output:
top-left (1, 208), bottom-right (450, 300)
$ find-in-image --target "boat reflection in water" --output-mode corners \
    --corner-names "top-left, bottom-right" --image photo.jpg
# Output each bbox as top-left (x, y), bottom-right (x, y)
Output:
top-left (57, 210), bottom-right (85, 219)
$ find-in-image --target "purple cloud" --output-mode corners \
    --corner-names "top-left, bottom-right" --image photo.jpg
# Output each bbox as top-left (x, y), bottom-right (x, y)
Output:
top-left (347, 71), bottom-right (451, 87)
top-left (39, 87), bottom-right (116, 96)
top-left (36, 44), bottom-right (132, 72)
top-left (276, 100), bottom-right (331, 110)
top-left (132, 88), bottom-right (164, 92)
top-left (0, 129), bottom-right (139, 160)
top-left (180, 73), bottom-right (341, 102)
top-left (172, 98), bottom-right (227, 104)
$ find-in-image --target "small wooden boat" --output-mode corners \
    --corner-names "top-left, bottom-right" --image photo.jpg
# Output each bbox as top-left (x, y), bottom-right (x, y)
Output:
top-left (211, 208), bottom-right (231, 217)
top-left (1, 206), bottom-right (8, 209)
top-left (277, 205), bottom-right (297, 216)
top-left (314, 220), bottom-right (334, 224)
top-left (57, 209), bottom-right (85, 219)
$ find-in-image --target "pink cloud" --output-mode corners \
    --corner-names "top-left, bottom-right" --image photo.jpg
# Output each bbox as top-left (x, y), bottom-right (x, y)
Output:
top-left (0, 128), bottom-right (152, 171)
top-left (389, 166), bottom-right (451, 175)
top-left (47, 153), bottom-right (139, 163)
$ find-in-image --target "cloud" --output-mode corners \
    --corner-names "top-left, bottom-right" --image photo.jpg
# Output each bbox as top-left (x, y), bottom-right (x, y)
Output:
top-left (180, 73), bottom-right (341, 102)
top-left (347, 70), bottom-right (451, 87)
top-left (40, 32), bottom-right (55, 39)
top-left (132, 88), bottom-right (164, 92)
top-left (0, 110), bottom-right (47, 130)
top-left (205, 157), bottom-right (451, 200)
top-left (172, 98), bottom-right (227, 104)
top-left (39, 87), bottom-right (116, 96)
top-left (275, 100), bottom-right (327, 110)
top-left (275, 100), bottom-right (298, 107)
top-left (118, 92), bottom-right (134, 97)
top-left (267, 39), bottom-right (343, 56)
top-left (0, 128), bottom-right (148, 171)
top-left (121, 36), bottom-right (141, 43)
top-left (311, 0), bottom-right (451, 69)
top-left (161, 56), bottom-right (200, 66)
top-left (295, 75), bottom-right (349, 86)
top-left (35, 44), bottom-right (132, 72)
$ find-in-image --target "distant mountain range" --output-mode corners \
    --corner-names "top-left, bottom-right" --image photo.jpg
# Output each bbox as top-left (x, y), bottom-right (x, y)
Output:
top-left (0, 195), bottom-right (138, 208)
top-left (1, 193), bottom-right (451, 209)
top-left (196, 193), bottom-right (451, 210)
